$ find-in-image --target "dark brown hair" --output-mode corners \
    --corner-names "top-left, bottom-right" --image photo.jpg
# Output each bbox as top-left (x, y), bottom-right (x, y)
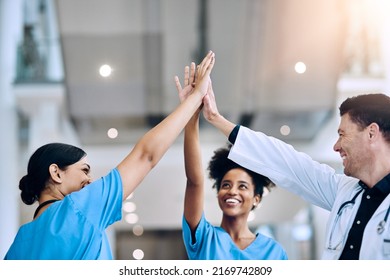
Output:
top-left (339, 93), bottom-right (390, 142)
top-left (19, 143), bottom-right (87, 205)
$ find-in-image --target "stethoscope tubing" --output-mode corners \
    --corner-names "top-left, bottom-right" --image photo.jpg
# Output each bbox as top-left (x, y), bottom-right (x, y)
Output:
top-left (335, 188), bottom-right (390, 236)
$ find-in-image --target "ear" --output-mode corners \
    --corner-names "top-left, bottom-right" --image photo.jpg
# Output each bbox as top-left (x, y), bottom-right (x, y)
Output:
top-left (367, 123), bottom-right (380, 141)
top-left (49, 164), bottom-right (62, 183)
top-left (252, 194), bottom-right (261, 209)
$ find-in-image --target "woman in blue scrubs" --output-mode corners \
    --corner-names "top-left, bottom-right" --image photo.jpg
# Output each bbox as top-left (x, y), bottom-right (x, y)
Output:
top-left (174, 64), bottom-right (287, 260)
top-left (4, 51), bottom-right (215, 260)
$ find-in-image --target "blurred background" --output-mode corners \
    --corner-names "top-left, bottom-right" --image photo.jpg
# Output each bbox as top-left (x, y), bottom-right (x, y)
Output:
top-left (0, 0), bottom-right (389, 260)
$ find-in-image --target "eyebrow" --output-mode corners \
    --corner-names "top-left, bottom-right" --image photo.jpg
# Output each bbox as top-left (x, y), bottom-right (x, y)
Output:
top-left (238, 180), bottom-right (250, 185)
top-left (222, 179), bottom-right (249, 185)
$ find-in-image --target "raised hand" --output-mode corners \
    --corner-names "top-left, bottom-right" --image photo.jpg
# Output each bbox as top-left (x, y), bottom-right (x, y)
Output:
top-left (175, 62), bottom-right (196, 103)
top-left (175, 51), bottom-right (214, 102)
top-left (193, 51), bottom-right (215, 98)
top-left (202, 79), bottom-right (220, 122)
top-left (202, 75), bottom-right (236, 138)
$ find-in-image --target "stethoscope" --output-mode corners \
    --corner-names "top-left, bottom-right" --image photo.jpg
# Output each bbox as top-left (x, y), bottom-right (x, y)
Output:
top-left (328, 189), bottom-right (365, 250)
top-left (377, 205), bottom-right (390, 234)
top-left (336, 189), bottom-right (364, 216)
top-left (328, 188), bottom-right (390, 254)
top-left (336, 188), bottom-right (390, 235)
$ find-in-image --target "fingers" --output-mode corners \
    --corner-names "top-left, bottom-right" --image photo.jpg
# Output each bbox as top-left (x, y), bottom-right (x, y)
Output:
top-left (184, 66), bottom-right (190, 86)
top-left (175, 51), bottom-right (215, 103)
top-left (195, 65), bottom-right (199, 86)
top-left (197, 51), bottom-right (215, 78)
top-left (203, 51), bottom-right (215, 77)
top-left (189, 62), bottom-right (196, 86)
top-left (202, 90), bottom-right (218, 122)
top-left (200, 51), bottom-right (214, 68)
top-left (174, 76), bottom-right (182, 92)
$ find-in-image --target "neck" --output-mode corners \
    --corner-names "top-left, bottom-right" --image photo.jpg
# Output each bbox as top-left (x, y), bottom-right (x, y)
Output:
top-left (39, 187), bottom-right (65, 204)
top-left (220, 215), bottom-right (253, 239)
top-left (360, 158), bottom-right (390, 188)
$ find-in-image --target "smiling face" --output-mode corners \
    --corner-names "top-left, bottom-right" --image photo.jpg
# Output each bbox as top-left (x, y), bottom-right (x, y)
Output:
top-left (333, 113), bottom-right (372, 178)
top-left (56, 157), bottom-right (92, 196)
top-left (217, 168), bottom-right (260, 218)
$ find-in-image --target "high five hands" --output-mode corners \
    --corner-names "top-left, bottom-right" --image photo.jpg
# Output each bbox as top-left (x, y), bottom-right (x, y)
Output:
top-left (175, 51), bottom-right (215, 102)
top-left (174, 51), bottom-right (218, 120)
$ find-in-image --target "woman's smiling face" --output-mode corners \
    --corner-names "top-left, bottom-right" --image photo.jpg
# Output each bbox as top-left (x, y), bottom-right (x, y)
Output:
top-left (57, 157), bottom-right (92, 195)
top-left (217, 168), bottom-right (260, 217)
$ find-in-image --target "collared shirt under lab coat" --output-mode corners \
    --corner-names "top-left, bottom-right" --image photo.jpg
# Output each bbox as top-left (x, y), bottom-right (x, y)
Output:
top-left (228, 126), bottom-right (390, 259)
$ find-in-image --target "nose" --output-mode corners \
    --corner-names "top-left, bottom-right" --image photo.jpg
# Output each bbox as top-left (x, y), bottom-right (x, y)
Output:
top-left (227, 186), bottom-right (238, 195)
top-left (333, 138), bottom-right (340, 152)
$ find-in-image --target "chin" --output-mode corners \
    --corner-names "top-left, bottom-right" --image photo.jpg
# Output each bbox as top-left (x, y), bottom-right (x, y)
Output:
top-left (343, 169), bottom-right (357, 178)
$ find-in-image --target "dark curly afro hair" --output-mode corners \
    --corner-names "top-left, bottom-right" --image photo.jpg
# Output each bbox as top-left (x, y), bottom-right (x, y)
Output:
top-left (207, 144), bottom-right (275, 197)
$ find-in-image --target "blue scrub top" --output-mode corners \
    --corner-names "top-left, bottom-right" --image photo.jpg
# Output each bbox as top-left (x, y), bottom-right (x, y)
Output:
top-left (182, 213), bottom-right (288, 260)
top-left (4, 168), bottom-right (123, 260)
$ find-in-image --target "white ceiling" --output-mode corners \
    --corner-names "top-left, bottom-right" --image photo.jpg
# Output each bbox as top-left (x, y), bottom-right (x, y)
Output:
top-left (55, 0), bottom-right (350, 145)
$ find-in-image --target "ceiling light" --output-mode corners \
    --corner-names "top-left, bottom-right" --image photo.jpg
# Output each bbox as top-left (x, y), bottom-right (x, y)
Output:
top-left (132, 249), bottom-right (144, 260)
top-left (99, 64), bottom-right (112, 77)
top-left (133, 225), bottom-right (144, 236)
top-left (280, 125), bottom-right (291, 136)
top-left (294, 62), bottom-right (306, 74)
top-left (125, 213), bottom-right (139, 224)
top-left (123, 201), bottom-right (137, 213)
top-left (107, 128), bottom-right (118, 139)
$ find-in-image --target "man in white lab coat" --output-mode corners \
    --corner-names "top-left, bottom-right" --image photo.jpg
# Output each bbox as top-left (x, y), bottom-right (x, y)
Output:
top-left (202, 91), bottom-right (390, 260)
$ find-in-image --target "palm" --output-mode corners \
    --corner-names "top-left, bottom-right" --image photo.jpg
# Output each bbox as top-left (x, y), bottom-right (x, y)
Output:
top-left (202, 84), bottom-right (219, 121)
top-left (178, 85), bottom-right (193, 103)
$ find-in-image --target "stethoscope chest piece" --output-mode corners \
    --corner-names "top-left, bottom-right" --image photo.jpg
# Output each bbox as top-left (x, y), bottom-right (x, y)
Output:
top-left (377, 220), bottom-right (386, 234)
top-left (377, 204), bottom-right (390, 235)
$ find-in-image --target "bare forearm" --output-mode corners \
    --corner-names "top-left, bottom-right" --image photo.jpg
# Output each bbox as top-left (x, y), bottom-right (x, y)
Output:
top-left (184, 114), bottom-right (204, 187)
top-left (183, 114), bottom-right (204, 230)
top-left (207, 113), bottom-right (236, 138)
top-left (138, 91), bottom-right (203, 167)
top-left (117, 90), bottom-right (203, 199)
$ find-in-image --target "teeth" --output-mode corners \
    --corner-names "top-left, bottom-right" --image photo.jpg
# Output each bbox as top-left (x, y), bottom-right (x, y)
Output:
top-left (341, 156), bottom-right (346, 160)
top-left (226, 198), bottom-right (240, 204)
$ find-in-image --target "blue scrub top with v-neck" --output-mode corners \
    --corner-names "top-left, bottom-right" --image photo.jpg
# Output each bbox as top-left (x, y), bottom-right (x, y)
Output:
top-left (4, 168), bottom-right (123, 260)
top-left (182, 213), bottom-right (288, 260)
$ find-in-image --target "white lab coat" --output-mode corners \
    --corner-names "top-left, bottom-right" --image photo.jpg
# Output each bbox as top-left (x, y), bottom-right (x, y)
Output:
top-left (228, 126), bottom-right (390, 259)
